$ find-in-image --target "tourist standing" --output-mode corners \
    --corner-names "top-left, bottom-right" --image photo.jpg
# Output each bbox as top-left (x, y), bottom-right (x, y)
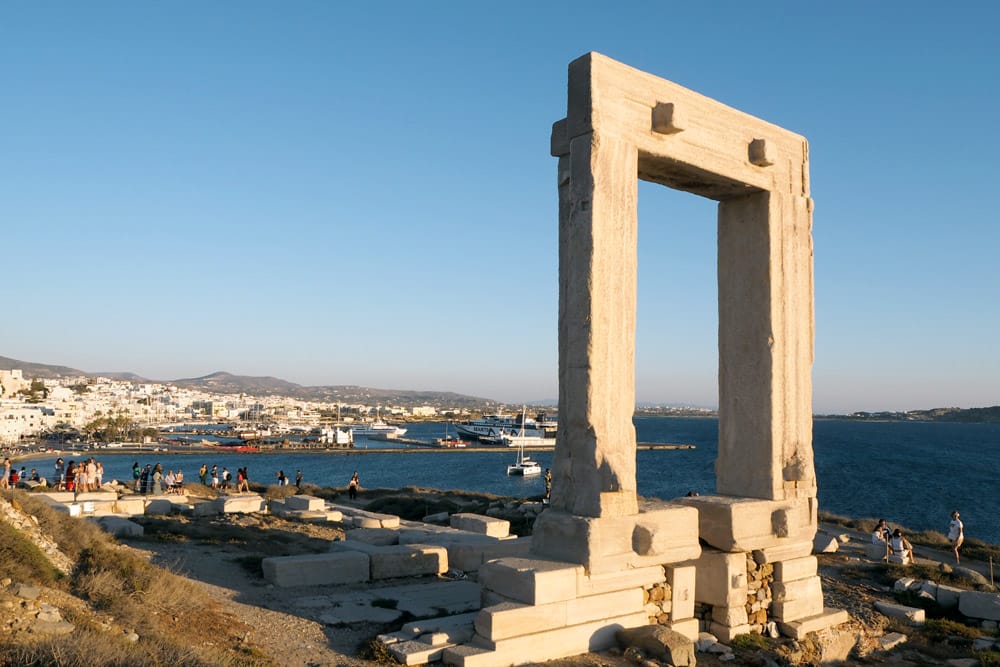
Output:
top-left (211, 465), bottom-right (219, 490)
top-left (2, 457), bottom-right (12, 489)
top-left (948, 511), bottom-right (965, 564)
top-left (544, 468), bottom-right (552, 499)
top-left (276, 470), bottom-right (286, 486)
top-left (66, 461), bottom-right (77, 492)
top-left (151, 464), bottom-right (163, 495)
top-left (132, 462), bottom-right (141, 492)
top-left (199, 464), bottom-right (208, 486)
top-left (348, 471), bottom-right (359, 500)
top-left (295, 470), bottom-right (303, 488)
top-left (54, 458), bottom-right (65, 490)
top-left (94, 461), bottom-right (103, 489)
top-left (76, 461), bottom-right (89, 494)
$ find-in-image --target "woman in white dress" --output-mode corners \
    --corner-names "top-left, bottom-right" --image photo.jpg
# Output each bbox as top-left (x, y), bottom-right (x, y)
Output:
top-left (947, 511), bottom-right (964, 564)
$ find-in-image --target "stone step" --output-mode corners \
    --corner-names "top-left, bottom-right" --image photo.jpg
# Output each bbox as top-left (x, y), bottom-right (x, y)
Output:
top-left (443, 611), bottom-right (648, 666)
top-left (475, 588), bottom-right (643, 641)
top-left (777, 607), bottom-right (850, 639)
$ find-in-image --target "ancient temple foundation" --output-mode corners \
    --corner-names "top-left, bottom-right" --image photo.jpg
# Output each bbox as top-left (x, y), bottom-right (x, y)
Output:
top-left (442, 53), bottom-right (846, 666)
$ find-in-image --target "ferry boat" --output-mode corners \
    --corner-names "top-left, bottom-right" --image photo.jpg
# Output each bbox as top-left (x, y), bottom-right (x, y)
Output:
top-left (455, 411), bottom-right (545, 442)
top-left (350, 421), bottom-right (407, 439)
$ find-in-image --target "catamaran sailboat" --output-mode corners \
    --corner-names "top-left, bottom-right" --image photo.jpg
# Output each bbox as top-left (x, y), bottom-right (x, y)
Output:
top-left (506, 407), bottom-right (542, 475)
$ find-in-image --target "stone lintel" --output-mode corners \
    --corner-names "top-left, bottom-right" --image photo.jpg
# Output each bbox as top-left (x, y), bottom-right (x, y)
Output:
top-left (676, 494), bottom-right (816, 552)
top-left (564, 52), bottom-right (809, 200)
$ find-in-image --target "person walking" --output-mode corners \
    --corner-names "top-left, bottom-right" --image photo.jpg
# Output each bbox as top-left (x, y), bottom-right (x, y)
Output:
top-left (948, 511), bottom-right (965, 564)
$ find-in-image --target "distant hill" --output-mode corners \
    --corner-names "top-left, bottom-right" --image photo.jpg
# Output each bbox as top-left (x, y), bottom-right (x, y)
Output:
top-left (819, 406), bottom-right (1000, 423)
top-left (0, 355), bottom-right (88, 379)
top-left (0, 355), bottom-right (495, 408)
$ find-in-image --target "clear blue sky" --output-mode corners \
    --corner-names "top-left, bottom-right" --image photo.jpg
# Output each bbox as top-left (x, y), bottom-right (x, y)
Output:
top-left (2, 2), bottom-right (997, 414)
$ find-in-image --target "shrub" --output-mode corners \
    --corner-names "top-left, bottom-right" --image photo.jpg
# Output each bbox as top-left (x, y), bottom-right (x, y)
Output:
top-left (730, 632), bottom-right (770, 651)
top-left (923, 618), bottom-right (981, 642)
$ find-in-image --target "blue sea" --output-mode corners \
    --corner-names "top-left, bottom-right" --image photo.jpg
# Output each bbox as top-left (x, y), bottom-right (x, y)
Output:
top-left (26, 418), bottom-right (1000, 544)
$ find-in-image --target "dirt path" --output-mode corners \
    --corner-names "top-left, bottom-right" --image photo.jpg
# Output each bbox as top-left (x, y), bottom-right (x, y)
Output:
top-left (124, 523), bottom-right (377, 666)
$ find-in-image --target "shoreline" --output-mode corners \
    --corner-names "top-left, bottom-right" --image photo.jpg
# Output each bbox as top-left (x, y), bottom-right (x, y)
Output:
top-left (9, 442), bottom-right (694, 463)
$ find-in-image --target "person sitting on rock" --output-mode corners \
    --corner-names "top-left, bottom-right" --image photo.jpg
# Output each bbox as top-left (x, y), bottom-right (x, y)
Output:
top-left (872, 518), bottom-right (891, 544)
top-left (890, 528), bottom-right (915, 565)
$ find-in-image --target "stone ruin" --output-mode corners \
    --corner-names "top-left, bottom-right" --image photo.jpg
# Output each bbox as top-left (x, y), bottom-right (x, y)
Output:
top-left (29, 52), bottom-right (849, 667)
top-left (440, 52), bottom-right (847, 665)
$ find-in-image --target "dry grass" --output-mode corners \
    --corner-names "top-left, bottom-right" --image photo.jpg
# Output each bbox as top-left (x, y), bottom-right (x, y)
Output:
top-left (0, 521), bottom-right (63, 586)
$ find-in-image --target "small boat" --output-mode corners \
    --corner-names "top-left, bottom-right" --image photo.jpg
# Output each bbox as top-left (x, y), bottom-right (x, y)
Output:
top-left (506, 407), bottom-right (542, 476)
top-left (507, 445), bottom-right (542, 476)
top-left (435, 422), bottom-right (468, 447)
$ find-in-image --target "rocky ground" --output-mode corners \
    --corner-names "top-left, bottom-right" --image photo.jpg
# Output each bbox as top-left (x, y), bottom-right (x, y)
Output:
top-left (3, 488), bottom-right (999, 666)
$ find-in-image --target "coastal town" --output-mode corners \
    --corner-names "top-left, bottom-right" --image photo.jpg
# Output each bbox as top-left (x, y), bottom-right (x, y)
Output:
top-left (0, 367), bottom-right (481, 450)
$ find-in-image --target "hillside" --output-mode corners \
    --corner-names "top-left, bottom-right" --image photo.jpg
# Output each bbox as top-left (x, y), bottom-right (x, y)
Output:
top-left (0, 355), bottom-right (494, 408)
